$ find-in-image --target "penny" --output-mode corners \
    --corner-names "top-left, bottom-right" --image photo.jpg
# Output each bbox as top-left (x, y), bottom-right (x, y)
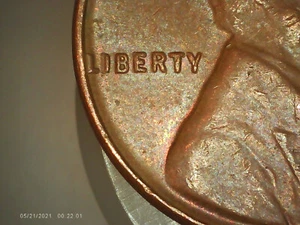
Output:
top-left (73, 0), bottom-right (300, 224)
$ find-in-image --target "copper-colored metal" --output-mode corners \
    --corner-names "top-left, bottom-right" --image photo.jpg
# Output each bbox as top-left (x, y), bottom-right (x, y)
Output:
top-left (73, 0), bottom-right (300, 224)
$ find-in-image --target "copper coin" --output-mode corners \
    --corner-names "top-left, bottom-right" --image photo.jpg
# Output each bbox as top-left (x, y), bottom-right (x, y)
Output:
top-left (73, 0), bottom-right (300, 224)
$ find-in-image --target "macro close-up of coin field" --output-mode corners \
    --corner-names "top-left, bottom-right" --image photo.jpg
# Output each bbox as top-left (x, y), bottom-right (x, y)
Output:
top-left (73, 0), bottom-right (300, 224)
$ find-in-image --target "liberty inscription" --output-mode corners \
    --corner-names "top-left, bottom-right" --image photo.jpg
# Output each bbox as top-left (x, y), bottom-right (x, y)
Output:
top-left (86, 52), bottom-right (202, 74)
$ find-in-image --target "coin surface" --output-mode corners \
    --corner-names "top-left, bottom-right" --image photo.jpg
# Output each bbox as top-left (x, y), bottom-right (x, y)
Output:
top-left (73, 0), bottom-right (300, 224)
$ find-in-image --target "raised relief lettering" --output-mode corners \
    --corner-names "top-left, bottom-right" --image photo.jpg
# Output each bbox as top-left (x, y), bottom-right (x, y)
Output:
top-left (168, 52), bottom-right (185, 73)
top-left (151, 52), bottom-right (167, 73)
top-left (91, 51), bottom-right (203, 74)
top-left (186, 52), bottom-right (202, 73)
top-left (133, 52), bottom-right (147, 73)
top-left (86, 53), bottom-right (100, 74)
top-left (115, 53), bottom-right (129, 74)
top-left (100, 53), bottom-right (110, 73)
